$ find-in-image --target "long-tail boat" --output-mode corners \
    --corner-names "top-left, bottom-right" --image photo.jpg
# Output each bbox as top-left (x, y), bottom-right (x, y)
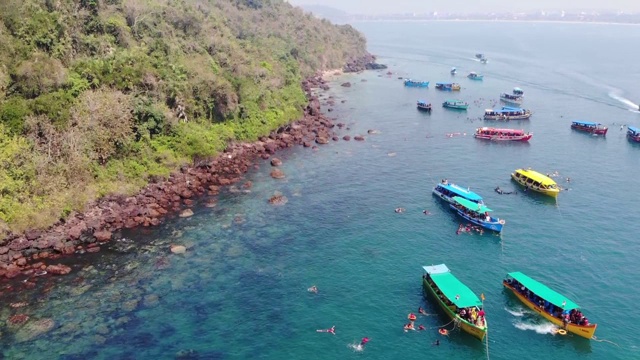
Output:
top-left (422, 264), bottom-right (487, 340)
top-left (503, 272), bottom-right (597, 339)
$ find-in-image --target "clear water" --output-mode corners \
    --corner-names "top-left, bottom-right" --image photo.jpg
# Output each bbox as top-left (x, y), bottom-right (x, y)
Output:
top-left (2, 21), bottom-right (640, 360)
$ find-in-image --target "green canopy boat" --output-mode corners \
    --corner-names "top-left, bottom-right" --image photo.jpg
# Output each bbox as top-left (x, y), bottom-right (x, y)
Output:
top-left (452, 196), bottom-right (492, 213)
top-left (422, 264), bottom-right (487, 340)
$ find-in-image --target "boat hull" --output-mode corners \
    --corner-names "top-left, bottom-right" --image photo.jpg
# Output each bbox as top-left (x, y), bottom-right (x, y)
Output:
top-left (450, 205), bottom-right (504, 232)
top-left (484, 113), bottom-right (531, 120)
top-left (628, 134), bottom-right (640, 143)
top-left (571, 124), bottom-right (608, 135)
top-left (417, 105), bottom-right (432, 112)
top-left (500, 97), bottom-right (523, 105)
top-left (405, 81), bottom-right (430, 88)
top-left (474, 133), bottom-right (532, 141)
top-left (511, 173), bottom-right (559, 197)
top-left (468, 76), bottom-right (483, 81)
top-left (503, 282), bottom-right (597, 339)
top-left (423, 278), bottom-right (487, 340)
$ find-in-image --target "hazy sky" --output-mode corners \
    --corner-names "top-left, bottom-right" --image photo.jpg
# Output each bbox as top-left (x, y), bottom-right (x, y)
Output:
top-left (289, 0), bottom-right (640, 14)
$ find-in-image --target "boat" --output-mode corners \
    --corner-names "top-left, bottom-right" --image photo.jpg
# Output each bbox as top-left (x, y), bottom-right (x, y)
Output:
top-left (450, 67), bottom-right (457, 75)
top-left (503, 272), bottom-right (597, 339)
top-left (432, 180), bottom-right (484, 206)
top-left (513, 87), bottom-right (524, 96)
top-left (474, 127), bottom-right (532, 141)
top-left (404, 79), bottom-right (429, 88)
top-left (475, 53), bottom-right (484, 59)
top-left (450, 196), bottom-right (505, 233)
top-left (435, 82), bottom-right (461, 91)
top-left (511, 168), bottom-right (560, 197)
top-left (442, 99), bottom-right (468, 110)
top-left (417, 100), bottom-right (432, 112)
top-left (484, 107), bottom-right (532, 120)
top-left (628, 126), bottom-right (640, 142)
top-left (467, 72), bottom-right (484, 80)
top-left (422, 264), bottom-right (487, 340)
top-left (571, 121), bottom-right (608, 135)
top-left (500, 93), bottom-right (523, 104)
top-left (480, 58), bottom-right (488, 64)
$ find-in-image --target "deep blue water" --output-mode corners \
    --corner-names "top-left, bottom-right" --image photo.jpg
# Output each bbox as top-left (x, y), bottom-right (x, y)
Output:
top-left (1, 21), bottom-right (640, 360)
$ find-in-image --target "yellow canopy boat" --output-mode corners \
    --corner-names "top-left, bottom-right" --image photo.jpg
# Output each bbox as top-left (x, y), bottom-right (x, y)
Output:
top-left (503, 272), bottom-right (597, 339)
top-left (511, 168), bottom-right (560, 197)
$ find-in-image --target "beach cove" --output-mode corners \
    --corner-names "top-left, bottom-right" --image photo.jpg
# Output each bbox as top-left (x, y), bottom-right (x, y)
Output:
top-left (1, 20), bottom-right (640, 360)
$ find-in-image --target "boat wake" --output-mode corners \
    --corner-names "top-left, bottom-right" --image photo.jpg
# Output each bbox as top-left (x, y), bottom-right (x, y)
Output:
top-left (608, 90), bottom-right (640, 112)
top-left (513, 321), bottom-right (558, 335)
top-left (504, 307), bottom-right (527, 317)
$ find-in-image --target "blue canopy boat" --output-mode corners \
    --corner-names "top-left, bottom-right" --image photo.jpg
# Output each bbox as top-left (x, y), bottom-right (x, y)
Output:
top-left (450, 196), bottom-right (505, 233)
top-left (467, 72), bottom-right (484, 80)
top-left (432, 180), bottom-right (484, 206)
top-left (404, 79), bottom-right (430, 88)
top-left (417, 100), bottom-right (432, 112)
top-left (443, 99), bottom-right (468, 110)
top-left (436, 82), bottom-right (461, 91)
top-left (628, 126), bottom-right (640, 142)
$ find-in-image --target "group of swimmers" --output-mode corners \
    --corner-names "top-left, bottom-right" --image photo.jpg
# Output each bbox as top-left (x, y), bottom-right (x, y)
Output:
top-left (401, 308), bottom-right (441, 345)
top-left (311, 287), bottom-right (370, 349)
top-left (457, 223), bottom-right (484, 235)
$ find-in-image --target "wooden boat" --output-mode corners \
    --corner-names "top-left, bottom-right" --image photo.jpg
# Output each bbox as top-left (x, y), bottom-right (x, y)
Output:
top-left (500, 93), bottom-right (523, 104)
top-left (513, 87), bottom-right (524, 96)
top-left (484, 107), bottom-right (532, 120)
top-left (432, 180), bottom-right (484, 206)
top-left (511, 168), bottom-right (560, 197)
top-left (422, 264), bottom-right (487, 341)
top-left (475, 53), bottom-right (484, 60)
top-left (436, 82), bottom-right (461, 91)
top-left (571, 121), bottom-right (608, 135)
top-left (628, 126), bottom-right (640, 142)
top-left (404, 79), bottom-right (429, 88)
top-left (474, 127), bottom-right (532, 141)
top-left (450, 196), bottom-right (505, 233)
top-left (443, 99), bottom-right (468, 110)
top-left (503, 272), bottom-right (597, 339)
top-left (467, 72), bottom-right (483, 80)
top-left (417, 100), bottom-right (432, 112)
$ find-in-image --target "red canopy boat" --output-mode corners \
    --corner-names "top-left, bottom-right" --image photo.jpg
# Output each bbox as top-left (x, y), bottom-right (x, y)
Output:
top-left (473, 127), bottom-right (532, 141)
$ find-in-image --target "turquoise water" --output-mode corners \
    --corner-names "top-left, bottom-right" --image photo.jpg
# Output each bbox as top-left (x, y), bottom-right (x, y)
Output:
top-left (2, 21), bottom-right (640, 359)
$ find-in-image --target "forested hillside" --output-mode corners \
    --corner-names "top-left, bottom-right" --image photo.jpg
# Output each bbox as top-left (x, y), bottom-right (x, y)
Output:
top-left (0, 0), bottom-right (368, 235)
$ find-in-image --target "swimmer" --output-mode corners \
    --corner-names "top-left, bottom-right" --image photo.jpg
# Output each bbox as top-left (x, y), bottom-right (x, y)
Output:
top-left (404, 323), bottom-right (415, 331)
top-left (418, 324), bottom-right (425, 331)
top-left (433, 339), bottom-right (440, 346)
top-left (360, 337), bottom-right (370, 347)
top-left (566, 177), bottom-right (571, 182)
top-left (419, 307), bottom-right (429, 316)
top-left (395, 207), bottom-right (405, 213)
top-left (308, 285), bottom-right (318, 293)
top-left (317, 326), bottom-right (335, 334)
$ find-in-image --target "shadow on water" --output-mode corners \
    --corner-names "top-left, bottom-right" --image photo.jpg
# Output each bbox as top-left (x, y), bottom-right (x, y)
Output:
top-left (509, 179), bottom-right (559, 207)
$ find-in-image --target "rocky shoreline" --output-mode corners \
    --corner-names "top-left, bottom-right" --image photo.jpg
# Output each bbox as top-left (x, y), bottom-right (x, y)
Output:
top-left (0, 56), bottom-right (384, 282)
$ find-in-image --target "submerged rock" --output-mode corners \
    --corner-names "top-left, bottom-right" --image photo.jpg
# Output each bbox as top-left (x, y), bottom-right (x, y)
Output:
top-left (270, 169), bottom-right (285, 179)
top-left (170, 245), bottom-right (186, 254)
top-left (179, 209), bottom-right (194, 218)
top-left (14, 318), bottom-right (55, 343)
top-left (270, 157), bottom-right (282, 166)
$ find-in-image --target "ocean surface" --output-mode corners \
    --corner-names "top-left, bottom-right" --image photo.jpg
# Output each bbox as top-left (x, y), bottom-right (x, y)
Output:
top-left (2, 21), bottom-right (640, 360)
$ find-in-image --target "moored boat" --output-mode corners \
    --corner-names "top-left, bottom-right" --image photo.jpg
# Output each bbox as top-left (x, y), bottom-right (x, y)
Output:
top-left (443, 99), bottom-right (468, 110)
top-left (422, 264), bottom-right (487, 340)
top-left (467, 72), bottom-right (484, 80)
top-left (475, 53), bottom-right (484, 60)
top-left (513, 87), bottom-right (524, 96)
top-left (484, 107), bottom-right (532, 120)
top-left (500, 93), bottom-right (523, 104)
top-left (404, 79), bottom-right (429, 88)
top-left (571, 121), bottom-right (608, 135)
top-left (628, 126), bottom-right (640, 142)
top-left (511, 168), bottom-right (560, 197)
top-left (480, 58), bottom-right (488, 64)
top-left (417, 100), bottom-right (432, 112)
top-left (432, 180), bottom-right (483, 206)
top-left (450, 196), bottom-right (505, 233)
top-left (503, 272), bottom-right (597, 339)
top-left (474, 127), bottom-right (532, 141)
top-left (436, 82), bottom-right (461, 91)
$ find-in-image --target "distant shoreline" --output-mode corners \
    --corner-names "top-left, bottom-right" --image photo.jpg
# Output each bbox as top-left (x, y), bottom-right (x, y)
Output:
top-left (350, 19), bottom-right (640, 26)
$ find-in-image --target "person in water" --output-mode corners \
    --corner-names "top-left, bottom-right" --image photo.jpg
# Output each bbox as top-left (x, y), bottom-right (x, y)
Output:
top-left (419, 307), bottom-right (429, 315)
top-left (317, 326), bottom-right (335, 334)
top-left (433, 339), bottom-right (440, 346)
top-left (418, 324), bottom-right (425, 331)
top-left (360, 337), bottom-right (370, 347)
top-left (308, 285), bottom-right (318, 293)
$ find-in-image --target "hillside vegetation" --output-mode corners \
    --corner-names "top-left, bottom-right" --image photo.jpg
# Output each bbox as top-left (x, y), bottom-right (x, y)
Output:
top-left (0, 0), bottom-right (368, 235)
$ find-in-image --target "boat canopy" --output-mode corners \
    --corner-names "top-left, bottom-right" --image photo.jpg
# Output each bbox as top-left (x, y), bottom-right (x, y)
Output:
top-left (514, 169), bottom-right (557, 186)
top-left (437, 82), bottom-right (452, 86)
top-left (629, 126), bottom-right (640, 134)
top-left (507, 272), bottom-right (580, 310)
top-left (424, 265), bottom-right (483, 308)
top-left (513, 87), bottom-right (523, 92)
top-left (502, 106), bottom-right (524, 111)
top-left (438, 183), bottom-right (483, 201)
top-left (417, 100), bottom-right (429, 104)
top-left (453, 196), bottom-right (492, 213)
top-left (572, 121), bottom-right (598, 126)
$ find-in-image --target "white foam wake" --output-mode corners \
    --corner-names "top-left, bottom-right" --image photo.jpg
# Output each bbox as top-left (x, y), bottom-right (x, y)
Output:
top-left (513, 321), bottom-right (558, 335)
top-left (348, 343), bottom-right (365, 352)
top-left (504, 307), bottom-right (526, 317)
top-left (608, 91), bottom-right (640, 112)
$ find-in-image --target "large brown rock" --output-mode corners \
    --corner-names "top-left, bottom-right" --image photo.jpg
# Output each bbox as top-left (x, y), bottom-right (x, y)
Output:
top-left (46, 264), bottom-right (71, 275)
top-left (93, 230), bottom-right (112, 242)
top-left (270, 158), bottom-right (282, 167)
top-left (270, 169), bottom-right (285, 179)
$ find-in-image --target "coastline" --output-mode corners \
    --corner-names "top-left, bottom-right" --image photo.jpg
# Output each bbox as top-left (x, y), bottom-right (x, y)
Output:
top-left (350, 19), bottom-right (640, 26)
top-left (0, 56), bottom-right (382, 282)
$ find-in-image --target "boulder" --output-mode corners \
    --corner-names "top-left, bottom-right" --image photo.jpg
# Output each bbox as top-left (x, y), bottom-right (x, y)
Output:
top-left (270, 158), bottom-right (282, 167)
top-left (93, 230), bottom-right (112, 242)
top-left (270, 169), bottom-right (285, 179)
top-left (170, 245), bottom-right (186, 254)
top-left (179, 209), bottom-right (194, 218)
top-left (46, 264), bottom-right (72, 275)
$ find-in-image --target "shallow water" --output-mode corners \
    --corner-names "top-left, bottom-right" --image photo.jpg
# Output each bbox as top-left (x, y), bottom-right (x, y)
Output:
top-left (1, 21), bottom-right (640, 360)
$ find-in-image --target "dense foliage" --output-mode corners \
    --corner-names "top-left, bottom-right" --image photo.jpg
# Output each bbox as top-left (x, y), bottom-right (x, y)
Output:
top-left (0, 0), bottom-right (368, 234)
